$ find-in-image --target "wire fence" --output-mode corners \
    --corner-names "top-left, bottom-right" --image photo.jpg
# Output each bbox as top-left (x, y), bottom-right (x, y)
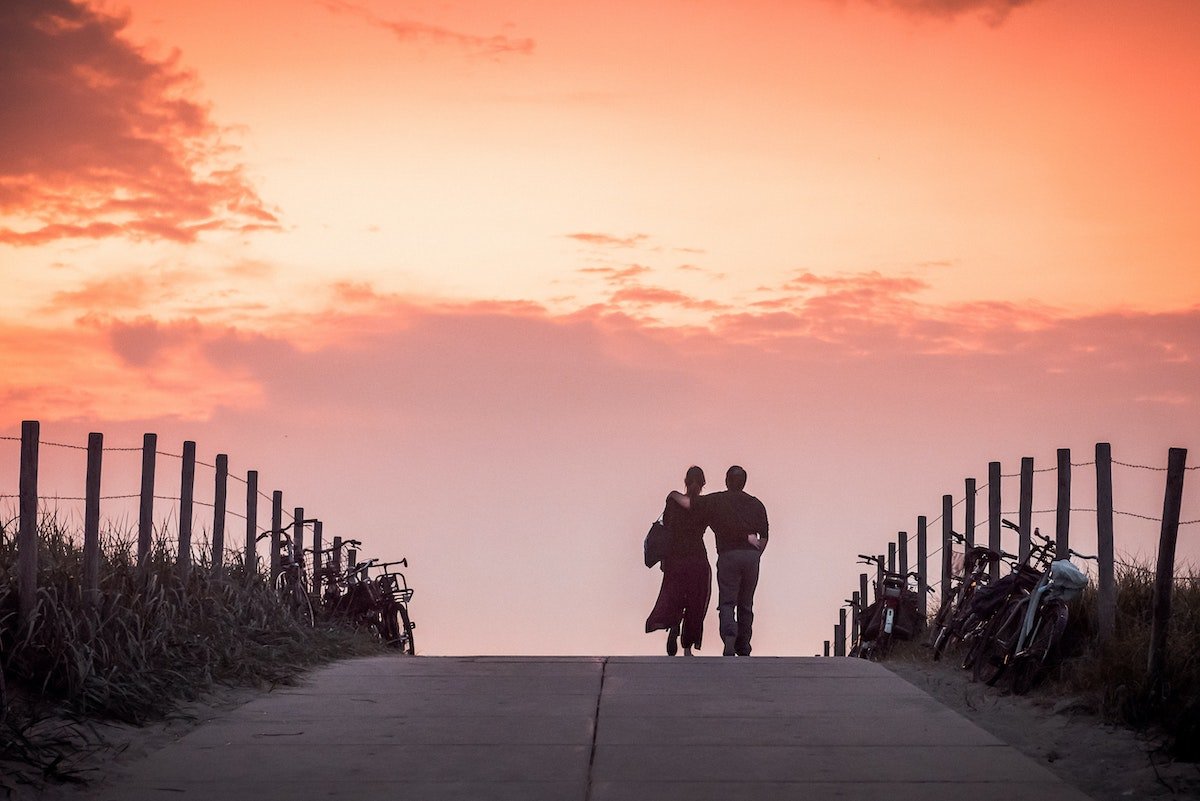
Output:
top-left (832, 444), bottom-right (1197, 659)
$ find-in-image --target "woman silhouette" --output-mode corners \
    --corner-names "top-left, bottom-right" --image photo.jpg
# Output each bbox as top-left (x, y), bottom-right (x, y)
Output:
top-left (645, 465), bottom-right (711, 655)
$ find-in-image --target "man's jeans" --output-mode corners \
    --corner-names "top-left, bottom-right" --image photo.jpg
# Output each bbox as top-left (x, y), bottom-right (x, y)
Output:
top-left (716, 548), bottom-right (761, 656)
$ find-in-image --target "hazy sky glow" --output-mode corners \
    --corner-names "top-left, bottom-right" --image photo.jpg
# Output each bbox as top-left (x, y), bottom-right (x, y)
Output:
top-left (2, 0), bottom-right (1198, 655)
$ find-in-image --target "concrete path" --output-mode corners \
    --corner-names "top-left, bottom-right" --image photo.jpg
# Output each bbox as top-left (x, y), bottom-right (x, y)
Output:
top-left (83, 656), bottom-right (1093, 800)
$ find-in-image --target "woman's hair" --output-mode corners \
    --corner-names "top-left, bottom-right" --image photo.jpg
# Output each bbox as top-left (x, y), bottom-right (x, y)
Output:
top-left (684, 465), bottom-right (705, 494)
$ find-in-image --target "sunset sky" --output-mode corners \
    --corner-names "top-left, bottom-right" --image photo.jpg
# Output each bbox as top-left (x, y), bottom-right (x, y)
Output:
top-left (2, 0), bottom-right (1199, 656)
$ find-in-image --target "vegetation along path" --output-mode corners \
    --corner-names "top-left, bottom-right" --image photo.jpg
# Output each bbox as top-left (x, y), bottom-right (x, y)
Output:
top-left (49, 655), bottom-right (1093, 801)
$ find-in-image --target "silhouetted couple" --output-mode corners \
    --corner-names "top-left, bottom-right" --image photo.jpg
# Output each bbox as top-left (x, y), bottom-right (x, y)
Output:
top-left (645, 465), bottom-right (769, 656)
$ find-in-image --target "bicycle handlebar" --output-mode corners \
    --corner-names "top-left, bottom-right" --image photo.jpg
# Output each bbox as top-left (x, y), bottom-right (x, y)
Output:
top-left (1068, 549), bottom-right (1098, 561)
top-left (374, 559), bottom-right (409, 570)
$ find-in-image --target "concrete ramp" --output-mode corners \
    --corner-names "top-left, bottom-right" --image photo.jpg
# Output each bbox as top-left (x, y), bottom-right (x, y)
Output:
top-left (84, 656), bottom-right (1093, 800)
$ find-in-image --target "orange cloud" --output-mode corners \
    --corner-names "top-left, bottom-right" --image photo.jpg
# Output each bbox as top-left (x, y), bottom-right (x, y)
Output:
top-left (319, 0), bottom-right (534, 56)
top-left (567, 232), bottom-right (651, 249)
top-left (578, 265), bottom-right (652, 285)
top-left (0, 0), bottom-right (277, 245)
top-left (864, 0), bottom-right (1040, 24)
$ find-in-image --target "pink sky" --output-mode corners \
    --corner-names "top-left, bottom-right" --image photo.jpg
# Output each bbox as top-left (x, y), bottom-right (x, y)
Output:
top-left (2, 0), bottom-right (1198, 654)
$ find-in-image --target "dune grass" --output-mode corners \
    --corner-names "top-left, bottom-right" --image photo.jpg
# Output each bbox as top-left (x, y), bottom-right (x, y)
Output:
top-left (921, 558), bottom-right (1200, 760)
top-left (0, 513), bottom-right (386, 791)
top-left (1055, 561), bottom-right (1200, 760)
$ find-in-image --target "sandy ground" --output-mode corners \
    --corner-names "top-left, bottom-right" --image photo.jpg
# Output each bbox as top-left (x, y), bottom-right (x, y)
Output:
top-left (885, 643), bottom-right (1200, 800)
top-left (5, 653), bottom-right (1200, 800)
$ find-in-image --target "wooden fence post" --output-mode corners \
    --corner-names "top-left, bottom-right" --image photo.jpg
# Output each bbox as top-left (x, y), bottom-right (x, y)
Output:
top-left (988, 462), bottom-right (1001, 581)
top-left (965, 478), bottom-right (976, 547)
top-left (245, 470), bottom-right (258, 576)
top-left (270, 491), bottom-right (283, 582)
top-left (178, 441), bottom-right (196, 580)
top-left (212, 454), bottom-right (228, 578)
top-left (876, 553), bottom-right (884, 597)
top-left (138, 432), bottom-right (157, 567)
top-left (333, 535), bottom-right (343, 575)
top-left (1095, 443), bottom-right (1116, 644)
top-left (1056, 448), bottom-right (1071, 560)
top-left (1019, 456), bottom-right (1034, 562)
top-left (887, 542), bottom-right (896, 574)
top-left (293, 508), bottom-right (305, 572)
top-left (1147, 447), bottom-right (1187, 699)
top-left (916, 515), bottom-right (928, 617)
top-left (84, 432), bottom-right (103, 603)
top-left (850, 590), bottom-right (861, 645)
top-left (312, 520), bottom-right (323, 597)
top-left (942, 494), bottom-right (954, 595)
top-left (898, 531), bottom-right (909, 578)
top-left (18, 420), bottom-right (39, 625)
top-left (835, 609), bottom-right (846, 656)
top-left (824, 640), bottom-right (830, 657)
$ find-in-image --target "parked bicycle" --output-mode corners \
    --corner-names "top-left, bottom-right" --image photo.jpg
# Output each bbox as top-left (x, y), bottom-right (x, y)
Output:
top-left (319, 544), bottom-right (416, 654)
top-left (955, 520), bottom-right (1054, 672)
top-left (851, 555), bottom-right (925, 661)
top-left (374, 559), bottom-right (416, 655)
top-left (972, 536), bottom-right (1090, 692)
top-left (258, 528), bottom-right (314, 627)
top-left (929, 531), bottom-right (1001, 661)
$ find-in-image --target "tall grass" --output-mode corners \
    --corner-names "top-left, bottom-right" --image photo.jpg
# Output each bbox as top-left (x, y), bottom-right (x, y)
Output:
top-left (1057, 561), bottom-right (1200, 760)
top-left (0, 513), bottom-right (386, 790)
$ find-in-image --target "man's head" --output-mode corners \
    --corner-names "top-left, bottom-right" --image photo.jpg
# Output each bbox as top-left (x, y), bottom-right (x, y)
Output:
top-left (725, 465), bottom-right (747, 491)
top-left (685, 465), bottom-right (706, 493)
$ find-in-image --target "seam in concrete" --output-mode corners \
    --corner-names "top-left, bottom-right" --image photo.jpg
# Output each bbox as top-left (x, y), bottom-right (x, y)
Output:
top-left (584, 656), bottom-right (609, 801)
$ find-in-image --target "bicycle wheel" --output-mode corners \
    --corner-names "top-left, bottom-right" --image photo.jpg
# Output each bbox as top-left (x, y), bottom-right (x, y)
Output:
top-left (929, 594), bottom-right (957, 658)
top-left (973, 602), bottom-right (1023, 686)
top-left (1011, 604), bottom-right (1065, 695)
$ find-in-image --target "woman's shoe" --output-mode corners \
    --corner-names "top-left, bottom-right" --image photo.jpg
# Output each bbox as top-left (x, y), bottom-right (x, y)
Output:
top-left (666, 625), bottom-right (680, 656)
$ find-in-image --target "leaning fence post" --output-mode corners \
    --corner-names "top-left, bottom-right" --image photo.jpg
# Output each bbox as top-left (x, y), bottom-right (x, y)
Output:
top-left (1019, 456), bottom-right (1034, 562)
top-left (942, 494), bottom-right (954, 595)
top-left (138, 433), bottom-right (157, 567)
top-left (312, 520), bottom-right (323, 597)
top-left (270, 491), bottom-right (283, 582)
top-left (1095, 443), bottom-right (1116, 644)
top-left (988, 462), bottom-right (1002, 581)
top-left (178, 441), bottom-right (196, 580)
top-left (964, 478), bottom-right (977, 548)
top-left (212, 454), bottom-right (228, 578)
top-left (1147, 447), bottom-right (1187, 700)
top-left (835, 609), bottom-right (846, 656)
top-left (916, 516), bottom-right (928, 617)
top-left (245, 470), bottom-right (258, 576)
top-left (1056, 448), bottom-right (1071, 560)
top-left (84, 432), bottom-right (103, 603)
top-left (898, 531), bottom-right (909, 578)
top-left (293, 508), bottom-right (305, 571)
top-left (18, 420), bottom-right (39, 626)
top-left (850, 590), bottom-right (861, 645)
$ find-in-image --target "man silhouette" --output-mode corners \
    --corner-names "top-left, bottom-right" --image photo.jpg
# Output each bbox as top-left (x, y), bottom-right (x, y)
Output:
top-left (673, 465), bottom-right (768, 656)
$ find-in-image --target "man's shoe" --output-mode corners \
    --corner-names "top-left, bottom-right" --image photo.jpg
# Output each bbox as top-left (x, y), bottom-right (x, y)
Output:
top-left (722, 634), bottom-right (736, 656)
top-left (666, 625), bottom-right (680, 656)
